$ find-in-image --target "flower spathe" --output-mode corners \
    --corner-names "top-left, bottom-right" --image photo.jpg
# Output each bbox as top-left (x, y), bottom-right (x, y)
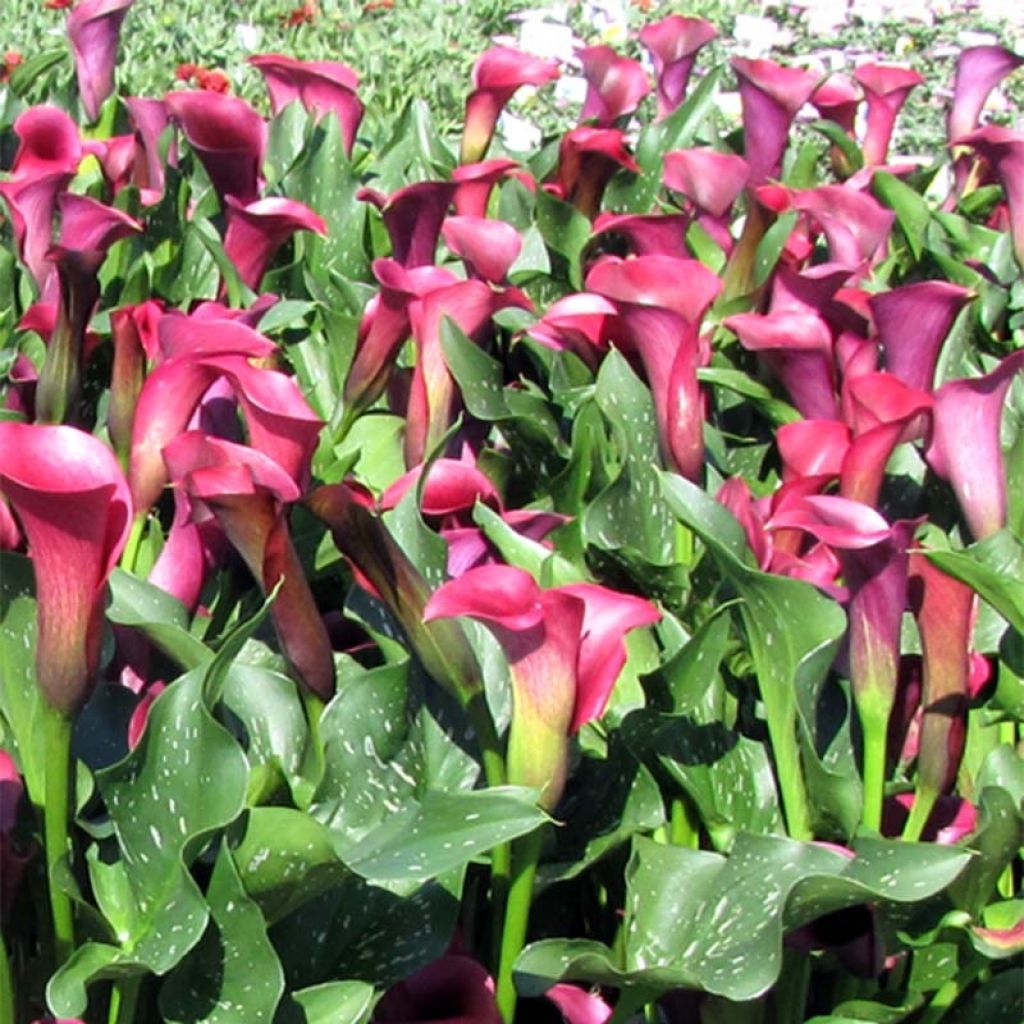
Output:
top-left (0, 423), bottom-right (132, 713)
top-left (425, 565), bottom-right (659, 809)
top-left (67, 0), bottom-right (134, 122)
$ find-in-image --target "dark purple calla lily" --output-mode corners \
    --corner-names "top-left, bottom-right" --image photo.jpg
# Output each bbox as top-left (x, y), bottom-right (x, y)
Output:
top-left (0, 423), bottom-right (132, 713)
top-left (222, 195), bottom-right (326, 290)
top-left (1, 751), bottom-right (31, 917)
top-left (732, 58), bottom-right (818, 184)
top-left (164, 89), bottom-right (267, 205)
top-left (588, 255), bottom-right (721, 480)
top-left (577, 45), bottom-right (651, 126)
top-left (375, 953), bottom-right (501, 1024)
top-left (461, 46), bottom-right (560, 164)
top-left (868, 280), bottom-right (975, 393)
top-left (249, 53), bottom-right (363, 155)
top-left (925, 349), bottom-right (1024, 540)
top-left (948, 45), bottom-right (1023, 145)
top-left (853, 63), bottom-right (923, 167)
top-left (955, 125), bottom-right (1024, 269)
top-left (66, 0), bottom-right (134, 122)
top-left (359, 180), bottom-right (458, 268)
top-left (638, 14), bottom-right (717, 121)
top-left (442, 215), bottom-right (523, 283)
top-left (165, 432), bottom-right (335, 698)
top-left (554, 127), bottom-right (639, 219)
top-left (425, 564), bottom-right (659, 809)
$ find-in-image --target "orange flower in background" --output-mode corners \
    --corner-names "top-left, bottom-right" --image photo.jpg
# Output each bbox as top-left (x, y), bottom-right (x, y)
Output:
top-left (197, 68), bottom-right (230, 93)
top-left (364, 0), bottom-right (394, 11)
top-left (44, 0), bottom-right (76, 8)
top-left (1, 51), bottom-right (22, 82)
top-left (282, 1), bottom-right (317, 26)
top-left (175, 62), bottom-right (199, 81)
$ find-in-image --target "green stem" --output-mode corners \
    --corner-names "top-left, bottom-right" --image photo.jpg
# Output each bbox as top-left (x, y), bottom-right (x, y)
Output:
top-left (119, 512), bottom-right (147, 573)
top-left (495, 828), bottom-right (543, 1024)
top-left (764, 706), bottom-right (812, 841)
top-left (109, 976), bottom-right (141, 1024)
top-left (860, 712), bottom-right (888, 833)
top-left (774, 948), bottom-right (811, 1024)
top-left (43, 706), bottom-right (75, 968)
top-left (608, 988), bottom-right (653, 1024)
top-left (916, 959), bottom-right (988, 1024)
top-left (669, 796), bottom-right (699, 848)
top-left (0, 927), bottom-right (14, 1024)
top-left (902, 786), bottom-right (938, 843)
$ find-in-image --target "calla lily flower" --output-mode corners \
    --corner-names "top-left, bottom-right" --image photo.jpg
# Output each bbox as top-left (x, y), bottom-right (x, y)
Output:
top-left (811, 74), bottom-right (859, 135)
top-left (663, 148), bottom-right (750, 219)
top-left (452, 158), bottom-right (523, 217)
top-left (869, 281), bottom-right (974, 393)
top-left (554, 127), bottom-right (639, 219)
top-left (10, 105), bottom-right (86, 178)
top-left (588, 255), bottom-right (722, 480)
top-left (164, 90), bottom-right (267, 204)
top-left (165, 432), bottom-right (335, 699)
top-left (955, 125), bottom-right (1024, 269)
top-left (0, 423), bottom-right (132, 713)
top-left (925, 349), bottom-right (1024, 540)
top-left (547, 984), bottom-right (613, 1024)
top-left (359, 180), bottom-right (458, 268)
top-left (887, 793), bottom-right (977, 845)
top-left (123, 96), bottom-right (173, 204)
top-left (732, 58), bottom-right (818, 184)
top-left (1, 751), bottom-right (31, 916)
top-left (0, 171), bottom-right (75, 290)
top-left (639, 15), bottom-right (717, 120)
top-left (461, 46), bottom-right (560, 164)
top-left (853, 64), bottom-right (923, 167)
top-left (777, 419), bottom-right (850, 482)
top-left (375, 953), bottom-right (501, 1024)
top-left (380, 458), bottom-right (500, 516)
top-left (591, 211), bottom-right (692, 259)
top-left (249, 53), bottom-right (363, 154)
top-left (442, 215), bottom-right (523, 283)
top-left (425, 564), bottom-right (659, 809)
top-left (948, 45), bottom-right (1023, 145)
top-left (108, 300), bottom-right (163, 463)
top-left (223, 195), bottom-right (327, 289)
top-left (577, 46), bottom-right (651, 126)
top-left (67, 0), bottom-right (134, 122)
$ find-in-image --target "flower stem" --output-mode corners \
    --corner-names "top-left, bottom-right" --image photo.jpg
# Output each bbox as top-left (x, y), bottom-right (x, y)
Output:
top-left (902, 786), bottom-right (938, 843)
top-left (0, 927), bottom-right (15, 1024)
top-left (43, 705), bottom-right (75, 968)
top-left (860, 711), bottom-right (888, 833)
top-left (764, 704), bottom-right (812, 841)
top-left (669, 796), bottom-right (699, 848)
top-left (495, 828), bottom-right (543, 1024)
top-left (119, 512), bottom-right (147, 573)
top-left (108, 976), bottom-right (141, 1024)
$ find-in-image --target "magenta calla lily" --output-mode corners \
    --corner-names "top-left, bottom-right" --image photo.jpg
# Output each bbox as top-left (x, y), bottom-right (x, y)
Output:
top-left (461, 46), bottom-right (560, 164)
top-left (663, 148), bottom-right (749, 220)
top-left (925, 349), bottom-right (1024, 540)
top-left (577, 46), bottom-right (651, 126)
top-left (732, 58), bottom-right (818, 184)
top-left (639, 14), bottom-right (717, 120)
top-left (948, 45), bottom-right (1023, 145)
top-left (223, 195), bottom-right (327, 290)
top-left (812, 74), bottom-right (859, 134)
top-left (591, 211), bottom-right (692, 259)
top-left (527, 292), bottom-right (617, 369)
top-left (852, 64), bottom-right (923, 167)
top-left (108, 300), bottom-right (163, 463)
top-left (0, 171), bottom-right (75, 291)
top-left (359, 180), bottom-right (458, 268)
top-left (380, 457), bottom-right (500, 516)
top-left (10, 105), bottom-right (86, 178)
top-left (452, 158), bottom-right (523, 217)
top-left (67, 0), bottom-right (134, 122)
top-left (249, 53), bottom-right (363, 155)
top-left (442, 215), bottom-right (523, 283)
top-left (0, 423), bottom-right (132, 713)
top-left (425, 564), bottom-right (659, 809)
top-left (375, 953), bottom-right (501, 1024)
top-left (555, 127), bottom-right (639, 219)
top-left (164, 90), bottom-right (267, 205)
top-left (123, 96), bottom-right (173, 204)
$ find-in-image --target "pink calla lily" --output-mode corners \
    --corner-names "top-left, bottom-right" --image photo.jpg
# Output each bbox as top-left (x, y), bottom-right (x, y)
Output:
top-left (380, 458), bottom-right (500, 516)
top-left (452, 158), bottom-right (523, 217)
top-left (577, 46), bottom-right (651, 126)
top-left (925, 349), bottom-right (1024, 540)
top-left (591, 211), bottom-right (692, 259)
top-left (10, 105), bottom-right (86, 178)
top-left (527, 292), bottom-right (617, 369)
top-left (375, 953), bottom-right (501, 1024)
top-left (460, 46), bottom-right (560, 164)
top-left (853, 64), bottom-right (923, 167)
top-left (223, 195), bottom-right (327, 289)
top-left (359, 180), bottom-right (458, 268)
top-left (164, 90), bottom-right (267, 205)
top-left (0, 423), bottom-right (132, 713)
top-left (0, 171), bottom-right (75, 291)
top-left (425, 564), bottom-right (659, 809)
top-left (249, 53), bottom-right (363, 154)
top-left (67, 0), bottom-right (134, 122)
top-left (812, 74), bottom-right (859, 135)
top-left (442, 215), bottom-right (523, 283)
top-left (663, 148), bottom-right (750, 219)
top-left (639, 15), bottom-right (718, 120)
top-left (948, 45), bottom-right (1023, 145)
top-left (123, 96), bottom-right (173, 204)
top-left (554, 127), bottom-right (639, 219)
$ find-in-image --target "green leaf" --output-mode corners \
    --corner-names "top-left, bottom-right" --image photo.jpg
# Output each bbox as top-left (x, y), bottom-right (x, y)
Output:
top-left (925, 530), bottom-right (1024, 635)
top-left (808, 119), bottom-right (865, 173)
top-left (753, 212), bottom-right (798, 288)
top-left (343, 786), bottom-right (547, 882)
top-left (945, 969), bottom-right (1024, 1024)
top-left (161, 841), bottom-right (284, 1023)
top-left (873, 171), bottom-right (929, 262)
top-left (535, 190), bottom-right (591, 289)
top-left (278, 981), bottom-right (375, 1024)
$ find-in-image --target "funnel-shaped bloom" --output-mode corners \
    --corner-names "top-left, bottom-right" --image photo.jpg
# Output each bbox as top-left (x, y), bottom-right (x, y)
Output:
top-left (425, 565), bottom-right (658, 809)
top-left (639, 15), bottom-right (717, 120)
top-left (554, 127), bottom-right (639, 219)
top-left (375, 954), bottom-right (501, 1024)
top-left (949, 46), bottom-right (1023, 144)
top-left (926, 349), bottom-right (1024, 540)
top-left (0, 423), bottom-right (132, 713)
top-left (306, 483), bottom-right (485, 706)
top-left (107, 300), bottom-right (163, 464)
top-left (10, 105), bottom-right (86, 178)
top-left (123, 97), bottom-right (173, 204)
top-left (577, 46), bottom-right (651, 126)
top-left (732, 58), bottom-right (818, 184)
top-left (663, 148), bottom-right (749, 219)
top-left (588, 255), bottom-right (722, 479)
top-left (452, 158), bottom-right (522, 217)
top-left (249, 54), bottom-right (363, 155)
top-left (812, 75), bottom-right (859, 134)
top-left (853, 64), bottom-right (923, 167)
top-left (591, 211), bottom-right (691, 259)
top-left (359, 180), bottom-right (458, 268)
top-left (223, 196), bottom-right (326, 289)
top-left (527, 292), bottom-right (618, 369)
top-left (442, 215), bottom-right (522, 283)
top-left (869, 281), bottom-right (974, 393)
top-left (164, 90), bottom-right (267, 204)
top-left (68, 0), bottom-right (134, 122)
top-left (955, 126), bottom-right (1024, 269)
top-left (166, 432), bottom-right (334, 698)
top-left (461, 47), bottom-right (560, 164)
top-left (777, 419), bottom-right (850, 482)
top-left (0, 171), bottom-right (75, 291)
